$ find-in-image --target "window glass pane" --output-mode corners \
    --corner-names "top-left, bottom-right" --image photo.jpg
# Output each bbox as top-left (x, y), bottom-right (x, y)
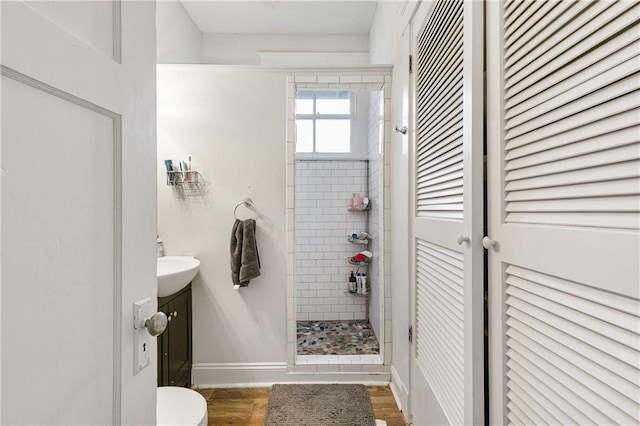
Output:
top-left (316, 91), bottom-right (351, 115)
top-left (295, 91), bottom-right (314, 115)
top-left (295, 119), bottom-right (313, 153)
top-left (316, 119), bottom-right (350, 153)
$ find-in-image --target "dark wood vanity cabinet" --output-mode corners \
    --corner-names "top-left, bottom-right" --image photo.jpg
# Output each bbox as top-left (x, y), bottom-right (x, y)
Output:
top-left (157, 283), bottom-right (192, 387)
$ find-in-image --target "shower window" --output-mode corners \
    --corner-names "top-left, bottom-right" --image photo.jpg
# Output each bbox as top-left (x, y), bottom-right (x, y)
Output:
top-left (295, 90), bottom-right (354, 153)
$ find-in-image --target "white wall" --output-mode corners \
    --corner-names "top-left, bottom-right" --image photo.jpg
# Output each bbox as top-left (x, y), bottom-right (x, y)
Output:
top-left (369, 0), bottom-right (419, 414)
top-left (368, 1), bottom-right (396, 64)
top-left (157, 66), bottom-right (287, 368)
top-left (158, 67), bottom-right (393, 387)
top-left (156, 0), bottom-right (202, 63)
top-left (202, 34), bottom-right (369, 65)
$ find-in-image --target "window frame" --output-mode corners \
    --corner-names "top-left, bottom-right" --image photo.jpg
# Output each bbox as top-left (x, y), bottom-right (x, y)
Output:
top-left (294, 90), bottom-right (355, 155)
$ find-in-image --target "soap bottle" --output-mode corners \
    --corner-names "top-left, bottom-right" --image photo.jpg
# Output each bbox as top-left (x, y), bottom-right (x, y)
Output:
top-left (362, 273), bottom-right (368, 295)
top-left (350, 193), bottom-right (357, 209)
top-left (348, 272), bottom-right (357, 293)
top-left (356, 273), bottom-right (362, 294)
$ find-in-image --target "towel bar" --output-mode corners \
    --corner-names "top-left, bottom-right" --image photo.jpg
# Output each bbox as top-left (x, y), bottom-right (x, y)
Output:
top-left (233, 198), bottom-right (258, 220)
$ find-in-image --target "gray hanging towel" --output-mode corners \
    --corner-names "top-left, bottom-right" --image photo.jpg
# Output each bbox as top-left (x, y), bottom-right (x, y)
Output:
top-left (230, 218), bottom-right (261, 287)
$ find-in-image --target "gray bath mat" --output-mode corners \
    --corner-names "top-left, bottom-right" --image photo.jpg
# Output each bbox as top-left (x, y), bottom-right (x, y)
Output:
top-left (263, 384), bottom-right (376, 426)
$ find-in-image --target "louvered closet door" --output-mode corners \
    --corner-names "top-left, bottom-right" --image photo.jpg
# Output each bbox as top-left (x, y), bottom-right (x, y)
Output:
top-left (486, 1), bottom-right (640, 425)
top-left (409, 0), bottom-right (484, 425)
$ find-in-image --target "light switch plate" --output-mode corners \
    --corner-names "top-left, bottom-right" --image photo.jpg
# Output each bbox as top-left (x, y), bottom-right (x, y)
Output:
top-left (133, 297), bottom-right (151, 374)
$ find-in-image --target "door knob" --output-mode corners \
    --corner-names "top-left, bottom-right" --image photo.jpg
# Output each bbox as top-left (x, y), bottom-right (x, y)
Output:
top-left (456, 233), bottom-right (470, 245)
top-left (144, 312), bottom-right (168, 336)
top-left (482, 236), bottom-right (496, 250)
top-left (394, 125), bottom-right (407, 134)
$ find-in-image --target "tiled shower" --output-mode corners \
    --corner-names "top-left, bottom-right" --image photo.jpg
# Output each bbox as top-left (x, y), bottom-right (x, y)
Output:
top-left (295, 160), bottom-right (369, 321)
top-left (294, 87), bottom-right (385, 357)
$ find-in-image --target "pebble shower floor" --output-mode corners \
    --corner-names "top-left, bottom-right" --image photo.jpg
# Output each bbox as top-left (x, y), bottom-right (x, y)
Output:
top-left (296, 320), bottom-right (380, 355)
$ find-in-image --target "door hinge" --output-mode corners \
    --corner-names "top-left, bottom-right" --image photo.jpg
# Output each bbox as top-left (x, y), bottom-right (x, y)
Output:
top-left (409, 325), bottom-right (413, 343)
top-left (409, 55), bottom-right (413, 74)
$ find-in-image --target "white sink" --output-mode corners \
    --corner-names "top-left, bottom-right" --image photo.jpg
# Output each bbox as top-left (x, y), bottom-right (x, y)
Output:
top-left (157, 256), bottom-right (200, 297)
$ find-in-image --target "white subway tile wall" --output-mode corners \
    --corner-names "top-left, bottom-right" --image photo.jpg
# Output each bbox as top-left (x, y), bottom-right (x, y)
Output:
top-left (295, 160), bottom-right (369, 320)
top-left (367, 90), bottom-right (384, 340)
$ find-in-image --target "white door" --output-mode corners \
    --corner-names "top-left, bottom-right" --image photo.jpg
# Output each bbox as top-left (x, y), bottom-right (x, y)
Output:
top-left (389, 11), bottom-right (413, 416)
top-left (409, 0), bottom-right (485, 424)
top-left (1, 2), bottom-right (157, 424)
top-left (487, 1), bottom-right (640, 424)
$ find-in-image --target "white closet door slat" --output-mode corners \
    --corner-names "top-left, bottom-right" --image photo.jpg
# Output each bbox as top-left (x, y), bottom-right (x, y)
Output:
top-left (505, 144), bottom-right (640, 181)
top-left (506, 308), bottom-right (638, 399)
top-left (505, 2), bottom-right (633, 83)
top-left (418, 344), bottom-right (464, 417)
top-left (503, 0), bottom-right (561, 52)
top-left (505, 303), bottom-right (638, 387)
top-left (506, 64), bottom-right (639, 134)
top-left (417, 103), bottom-right (462, 152)
top-left (501, 261), bottom-right (640, 426)
top-left (507, 356), bottom-right (593, 424)
top-left (415, 238), bottom-right (465, 425)
top-left (505, 110), bottom-right (639, 161)
top-left (505, 196), bottom-right (640, 215)
top-left (503, 0), bottom-right (532, 28)
top-left (505, 91), bottom-right (640, 147)
top-left (503, 0), bottom-right (545, 40)
top-left (506, 391), bottom-right (545, 425)
top-left (505, 25), bottom-right (640, 112)
top-left (506, 385), bottom-right (555, 425)
top-left (505, 126), bottom-right (640, 170)
top-left (417, 247), bottom-right (464, 284)
top-left (417, 157), bottom-right (463, 183)
top-left (417, 110), bottom-right (462, 156)
top-left (508, 329), bottom-right (638, 421)
top-left (504, 212), bottom-right (639, 230)
top-left (418, 67), bottom-right (463, 125)
top-left (418, 174), bottom-right (463, 195)
top-left (417, 128), bottom-right (463, 164)
top-left (504, 160), bottom-right (639, 190)
top-left (417, 0), bottom-right (457, 54)
top-left (417, 263), bottom-right (464, 305)
top-left (418, 28), bottom-right (463, 101)
top-left (504, 1), bottom-right (613, 76)
top-left (507, 340), bottom-right (625, 425)
top-left (415, 0), bottom-right (464, 221)
top-left (504, 178), bottom-right (640, 202)
top-left (417, 175), bottom-right (463, 193)
top-left (502, 0), bottom-right (640, 233)
top-left (506, 369), bottom-right (575, 425)
top-left (506, 302), bottom-right (639, 371)
top-left (418, 149), bottom-right (463, 179)
top-left (504, 0), bottom-right (589, 55)
top-left (506, 264), bottom-right (639, 314)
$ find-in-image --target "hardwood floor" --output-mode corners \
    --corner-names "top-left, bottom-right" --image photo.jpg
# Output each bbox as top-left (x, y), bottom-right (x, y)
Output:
top-left (196, 385), bottom-right (407, 426)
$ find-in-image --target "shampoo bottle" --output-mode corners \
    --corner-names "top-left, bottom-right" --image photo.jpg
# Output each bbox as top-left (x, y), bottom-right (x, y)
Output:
top-left (349, 272), bottom-right (357, 293)
top-left (362, 273), bottom-right (368, 295)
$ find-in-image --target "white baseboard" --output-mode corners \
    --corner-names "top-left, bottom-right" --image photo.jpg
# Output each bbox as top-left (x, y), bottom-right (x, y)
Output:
top-left (390, 365), bottom-right (409, 414)
top-left (192, 362), bottom-right (391, 388)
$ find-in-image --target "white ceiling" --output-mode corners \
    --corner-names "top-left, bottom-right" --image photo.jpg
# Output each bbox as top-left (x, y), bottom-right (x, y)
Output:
top-left (179, 1), bottom-right (379, 35)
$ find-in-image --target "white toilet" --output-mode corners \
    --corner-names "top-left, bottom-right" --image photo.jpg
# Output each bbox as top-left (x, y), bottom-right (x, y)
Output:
top-left (157, 387), bottom-right (208, 426)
